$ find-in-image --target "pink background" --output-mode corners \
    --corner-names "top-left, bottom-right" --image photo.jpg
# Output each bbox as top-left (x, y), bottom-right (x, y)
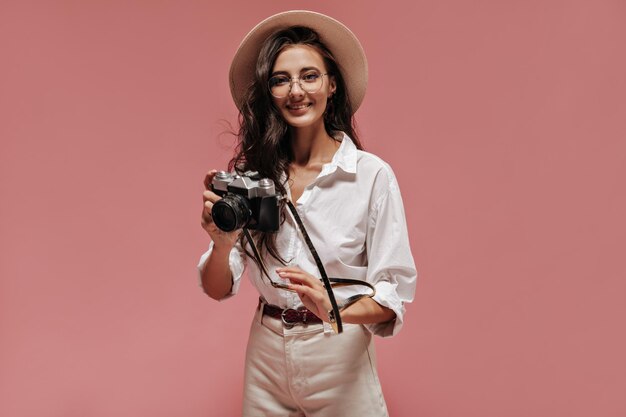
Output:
top-left (1, 1), bottom-right (625, 416)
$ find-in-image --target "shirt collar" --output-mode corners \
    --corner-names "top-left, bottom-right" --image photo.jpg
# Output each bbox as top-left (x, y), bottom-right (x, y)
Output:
top-left (280, 132), bottom-right (358, 190)
top-left (321, 132), bottom-right (357, 176)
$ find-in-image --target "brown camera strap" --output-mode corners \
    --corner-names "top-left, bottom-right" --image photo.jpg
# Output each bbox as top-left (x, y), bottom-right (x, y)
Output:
top-left (241, 200), bottom-right (376, 334)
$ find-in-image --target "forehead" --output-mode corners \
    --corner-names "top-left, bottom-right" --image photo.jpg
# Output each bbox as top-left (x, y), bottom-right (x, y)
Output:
top-left (272, 44), bottom-right (327, 73)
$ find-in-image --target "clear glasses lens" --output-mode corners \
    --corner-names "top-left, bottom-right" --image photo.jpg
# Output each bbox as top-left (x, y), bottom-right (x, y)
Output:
top-left (268, 72), bottom-right (325, 98)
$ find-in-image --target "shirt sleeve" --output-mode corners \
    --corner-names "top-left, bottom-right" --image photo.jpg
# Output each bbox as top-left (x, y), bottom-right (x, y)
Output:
top-left (364, 171), bottom-right (418, 337)
top-left (197, 240), bottom-right (247, 300)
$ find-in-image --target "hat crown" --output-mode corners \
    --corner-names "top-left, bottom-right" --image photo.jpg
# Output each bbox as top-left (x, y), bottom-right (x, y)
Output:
top-left (229, 10), bottom-right (368, 113)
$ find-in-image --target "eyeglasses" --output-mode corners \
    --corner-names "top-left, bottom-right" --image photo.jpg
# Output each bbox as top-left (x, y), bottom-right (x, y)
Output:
top-left (268, 72), bottom-right (328, 98)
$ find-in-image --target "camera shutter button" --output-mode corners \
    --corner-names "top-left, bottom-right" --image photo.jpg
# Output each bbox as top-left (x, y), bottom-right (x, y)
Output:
top-left (259, 178), bottom-right (273, 188)
top-left (215, 171), bottom-right (231, 180)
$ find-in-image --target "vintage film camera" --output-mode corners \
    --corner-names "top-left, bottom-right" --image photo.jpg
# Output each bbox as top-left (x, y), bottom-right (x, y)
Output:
top-left (211, 171), bottom-right (281, 232)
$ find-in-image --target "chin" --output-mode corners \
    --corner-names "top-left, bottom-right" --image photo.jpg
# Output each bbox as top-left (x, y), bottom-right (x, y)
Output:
top-left (286, 118), bottom-right (317, 128)
top-left (281, 111), bottom-right (324, 129)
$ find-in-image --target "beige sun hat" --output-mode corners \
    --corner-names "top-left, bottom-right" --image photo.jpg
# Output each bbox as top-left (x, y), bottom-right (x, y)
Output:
top-left (229, 10), bottom-right (368, 113)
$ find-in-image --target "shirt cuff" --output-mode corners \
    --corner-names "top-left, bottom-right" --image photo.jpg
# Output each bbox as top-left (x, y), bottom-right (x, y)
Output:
top-left (365, 280), bottom-right (405, 338)
top-left (197, 241), bottom-right (245, 300)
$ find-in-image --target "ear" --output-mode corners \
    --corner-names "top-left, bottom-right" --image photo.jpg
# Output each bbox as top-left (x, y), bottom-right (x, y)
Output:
top-left (328, 75), bottom-right (337, 97)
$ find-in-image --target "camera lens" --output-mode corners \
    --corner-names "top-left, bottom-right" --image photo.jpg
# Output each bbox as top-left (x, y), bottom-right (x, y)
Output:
top-left (212, 194), bottom-right (251, 232)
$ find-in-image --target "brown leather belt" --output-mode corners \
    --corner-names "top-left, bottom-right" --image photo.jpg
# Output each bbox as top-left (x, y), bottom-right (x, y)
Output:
top-left (260, 299), bottom-right (322, 328)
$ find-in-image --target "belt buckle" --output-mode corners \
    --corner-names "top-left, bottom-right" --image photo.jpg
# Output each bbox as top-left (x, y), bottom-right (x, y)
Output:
top-left (280, 309), bottom-right (297, 328)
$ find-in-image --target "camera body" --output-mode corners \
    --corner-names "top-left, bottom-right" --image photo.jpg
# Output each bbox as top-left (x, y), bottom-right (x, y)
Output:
top-left (211, 171), bottom-right (281, 232)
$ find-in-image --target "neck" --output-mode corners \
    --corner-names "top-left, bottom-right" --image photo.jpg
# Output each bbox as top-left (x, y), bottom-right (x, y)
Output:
top-left (289, 122), bottom-right (339, 166)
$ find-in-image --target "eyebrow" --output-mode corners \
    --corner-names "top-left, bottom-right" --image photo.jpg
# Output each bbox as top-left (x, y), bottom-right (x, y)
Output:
top-left (270, 66), bottom-right (321, 76)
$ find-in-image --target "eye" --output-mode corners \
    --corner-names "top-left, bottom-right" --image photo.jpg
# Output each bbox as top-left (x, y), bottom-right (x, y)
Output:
top-left (301, 72), bottom-right (320, 83)
top-left (269, 76), bottom-right (290, 87)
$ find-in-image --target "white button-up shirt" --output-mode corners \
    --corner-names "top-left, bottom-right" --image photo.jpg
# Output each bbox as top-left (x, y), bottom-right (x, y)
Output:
top-left (198, 134), bottom-right (417, 337)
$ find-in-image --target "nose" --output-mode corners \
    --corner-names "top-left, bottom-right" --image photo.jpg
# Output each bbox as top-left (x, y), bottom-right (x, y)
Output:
top-left (288, 79), bottom-right (305, 98)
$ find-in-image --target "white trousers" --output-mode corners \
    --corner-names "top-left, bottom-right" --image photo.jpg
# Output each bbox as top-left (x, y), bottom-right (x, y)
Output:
top-left (242, 303), bottom-right (389, 417)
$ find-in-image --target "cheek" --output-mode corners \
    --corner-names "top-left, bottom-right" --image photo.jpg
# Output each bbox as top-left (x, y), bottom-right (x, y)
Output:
top-left (317, 94), bottom-right (328, 109)
top-left (313, 91), bottom-right (329, 107)
top-left (271, 96), bottom-right (283, 108)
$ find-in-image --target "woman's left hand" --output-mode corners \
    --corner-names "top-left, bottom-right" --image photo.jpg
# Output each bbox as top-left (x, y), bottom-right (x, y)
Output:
top-left (277, 266), bottom-right (332, 322)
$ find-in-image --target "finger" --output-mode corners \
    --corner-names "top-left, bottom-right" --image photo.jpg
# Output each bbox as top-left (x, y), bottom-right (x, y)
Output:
top-left (203, 189), bottom-right (221, 203)
top-left (288, 283), bottom-right (327, 306)
top-left (276, 267), bottom-right (316, 279)
top-left (281, 273), bottom-right (315, 286)
top-left (203, 169), bottom-right (218, 190)
top-left (278, 269), bottom-right (324, 289)
top-left (201, 212), bottom-right (213, 227)
top-left (287, 277), bottom-right (326, 295)
top-left (201, 215), bottom-right (214, 229)
top-left (201, 202), bottom-right (214, 225)
top-left (276, 266), bottom-right (304, 273)
top-left (277, 269), bottom-right (312, 283)
top-left (201, 215), bottom-right (221, 233)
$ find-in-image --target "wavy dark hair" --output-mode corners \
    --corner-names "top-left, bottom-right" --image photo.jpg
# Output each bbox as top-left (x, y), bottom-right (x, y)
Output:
top-left (228, 26), bottom-right (363, 265)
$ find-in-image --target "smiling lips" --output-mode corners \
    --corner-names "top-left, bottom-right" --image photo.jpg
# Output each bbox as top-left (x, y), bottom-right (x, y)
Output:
top-left (287, 103), bottom-right (312, 111)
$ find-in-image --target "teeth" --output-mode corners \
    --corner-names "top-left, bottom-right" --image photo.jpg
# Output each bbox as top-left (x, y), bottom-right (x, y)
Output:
top-left (289, 104), bottom-right (310, 110)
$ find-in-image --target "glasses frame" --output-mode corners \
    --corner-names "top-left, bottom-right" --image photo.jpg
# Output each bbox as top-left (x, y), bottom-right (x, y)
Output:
top-left (268, 73), bottom-right (329, 98)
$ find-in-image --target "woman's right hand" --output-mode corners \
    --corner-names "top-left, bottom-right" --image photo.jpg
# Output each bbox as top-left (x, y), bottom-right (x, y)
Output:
top-left (201, 170), bottom-right (242, 250)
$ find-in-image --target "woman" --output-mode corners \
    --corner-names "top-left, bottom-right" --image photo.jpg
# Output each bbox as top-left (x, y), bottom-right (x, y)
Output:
top-left (199, 10), bottom-right (417, 417)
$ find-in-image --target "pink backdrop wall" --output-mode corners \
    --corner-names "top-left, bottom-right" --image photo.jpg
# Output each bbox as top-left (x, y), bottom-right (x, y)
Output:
top-left (1, 1), bottom-right (625, 416)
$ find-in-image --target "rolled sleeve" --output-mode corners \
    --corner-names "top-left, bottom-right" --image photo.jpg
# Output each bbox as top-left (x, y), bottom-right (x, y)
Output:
top-left (366, 280), bottom-right (406, 337)
top-left (364, 172), bottom-right (417, 337)
top-left (197, 241), bottom-right (247, 300)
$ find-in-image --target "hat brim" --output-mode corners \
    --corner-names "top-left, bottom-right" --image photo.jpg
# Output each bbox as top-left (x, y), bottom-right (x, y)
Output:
top-left (229, 10), bottom-right (368, 113)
